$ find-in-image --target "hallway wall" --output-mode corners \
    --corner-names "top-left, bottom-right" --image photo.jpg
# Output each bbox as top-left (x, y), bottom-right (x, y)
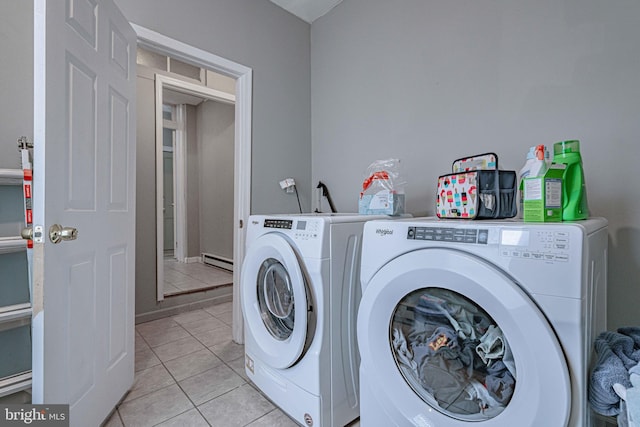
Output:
top-left (120, 0), bottom-right (312, 319)
top-left (115, 0), bottom-right (313, 215)
top-left (197, 100), bottom-right (235, 261)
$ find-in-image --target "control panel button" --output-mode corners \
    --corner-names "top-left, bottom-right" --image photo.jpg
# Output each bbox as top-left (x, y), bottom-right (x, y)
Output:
top-left (407, 227), bottom-right (487, 245)
top-left (264, 219), bottom-right (293, 229)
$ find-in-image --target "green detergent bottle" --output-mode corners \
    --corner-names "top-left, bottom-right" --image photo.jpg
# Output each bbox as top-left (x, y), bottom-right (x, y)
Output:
top-left (553, 140), bottom-right (589, 220)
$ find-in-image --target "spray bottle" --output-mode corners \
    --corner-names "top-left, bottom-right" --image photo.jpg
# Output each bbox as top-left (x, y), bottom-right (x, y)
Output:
top-left (518, 144), bottom-right (549, 217)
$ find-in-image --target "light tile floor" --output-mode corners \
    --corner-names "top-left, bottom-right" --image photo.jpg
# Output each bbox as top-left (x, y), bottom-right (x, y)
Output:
top-left (104, 301), bottom-right (361, 427)
top-left (163, 259), bottom-right (233, 296)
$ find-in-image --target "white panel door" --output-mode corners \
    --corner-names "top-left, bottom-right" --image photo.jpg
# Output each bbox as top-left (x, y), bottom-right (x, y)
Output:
top-left (32, 0), bottom-right (136, 425)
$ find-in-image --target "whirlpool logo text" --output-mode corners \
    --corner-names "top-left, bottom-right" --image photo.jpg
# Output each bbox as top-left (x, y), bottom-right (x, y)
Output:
top-left (375, 228), bottom-right (394, 236)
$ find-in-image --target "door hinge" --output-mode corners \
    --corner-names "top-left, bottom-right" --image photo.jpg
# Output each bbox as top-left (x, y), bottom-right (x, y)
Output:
top-left (239, 219), bottom-right (243, 229)
top-left (17, 136), bottom-right (33, 150)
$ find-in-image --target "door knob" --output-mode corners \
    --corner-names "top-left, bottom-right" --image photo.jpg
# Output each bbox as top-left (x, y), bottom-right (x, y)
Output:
top-left (21, 227), bottom-right (33, 240)
top-left (21, 225), bottom-right (43, 243)
top-left (49, 224), bottom-right (78, 244)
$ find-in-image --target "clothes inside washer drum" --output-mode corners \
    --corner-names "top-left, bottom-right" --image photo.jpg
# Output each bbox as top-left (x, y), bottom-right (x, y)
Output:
top-left (391, 288), bottom-right (516, 420)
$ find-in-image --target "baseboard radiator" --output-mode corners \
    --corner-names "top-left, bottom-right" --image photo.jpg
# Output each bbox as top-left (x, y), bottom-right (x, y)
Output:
top-left (202, 253), bottom-right (234, 272)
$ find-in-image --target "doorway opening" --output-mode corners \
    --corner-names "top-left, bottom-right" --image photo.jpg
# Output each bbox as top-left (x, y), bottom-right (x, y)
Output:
top-left (134, 25), bottom-right (252, 343)
top-left (155, 73), bottom-right (236, 298)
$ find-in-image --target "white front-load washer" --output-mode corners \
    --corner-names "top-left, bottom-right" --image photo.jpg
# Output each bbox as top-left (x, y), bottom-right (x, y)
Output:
top-left (357, 217), bottom-right (608, 427)
top-left (241, 213), bottom-right (393, 427)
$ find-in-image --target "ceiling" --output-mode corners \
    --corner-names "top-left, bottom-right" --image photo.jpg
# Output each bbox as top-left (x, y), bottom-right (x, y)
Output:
top-left (269, 0), bottom-right (344, 23)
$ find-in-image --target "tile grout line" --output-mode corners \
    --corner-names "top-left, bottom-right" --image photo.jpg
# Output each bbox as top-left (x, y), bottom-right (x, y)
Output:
top-left (154, 310), bottom-right (244, 427)
top-left (123, 308), bottom-right (242, 426)
top-left (124, 321), bottom-right (195, 424)
top-left (182, 308), bottom-right (246, 422)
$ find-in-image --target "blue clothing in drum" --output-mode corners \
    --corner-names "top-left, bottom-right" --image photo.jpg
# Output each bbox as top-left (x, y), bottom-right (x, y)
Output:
top-left (390, 288), bottom-right (516, 421)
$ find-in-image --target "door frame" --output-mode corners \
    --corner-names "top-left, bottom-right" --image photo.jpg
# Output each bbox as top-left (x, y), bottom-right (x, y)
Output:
top-left (134, 25), bottom-right (252, 343)
top-left (155, 74), bottom-right (235, 300)
top-left (159, 101), bottom-right (181, 265)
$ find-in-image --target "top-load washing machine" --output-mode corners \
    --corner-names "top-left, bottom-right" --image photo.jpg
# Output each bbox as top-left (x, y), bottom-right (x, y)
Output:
top-left (241, 213), bottom-right (394, 427)
top-left (357, 217), bottom-right (608, 427)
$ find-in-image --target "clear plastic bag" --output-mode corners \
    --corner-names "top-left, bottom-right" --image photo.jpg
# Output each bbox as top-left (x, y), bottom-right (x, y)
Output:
top-left (359, 158), bottom-right (406, 215)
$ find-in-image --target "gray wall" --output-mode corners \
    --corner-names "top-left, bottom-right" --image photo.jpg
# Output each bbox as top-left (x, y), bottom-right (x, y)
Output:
top-left (311, 0), bottom-right (640, 330)
top-left (0, 1), bottom-right (33, 313)
top-left (184, 100), bottom-right (235, 261)
top-left (116, 0), bottom-right (311, 316)
top-left (121, 0), bottom-right (311, 319)
top-left (0, 0), bottom-right (33, 167)
top-left (197, 100), bottom-right (235, 260)
top-left (5, 0), bottom-right (636, 330)
top-left (115, 0), bottom-right (313, 214)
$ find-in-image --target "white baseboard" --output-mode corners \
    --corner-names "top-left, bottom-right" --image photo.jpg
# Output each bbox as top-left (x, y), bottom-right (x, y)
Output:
top-left (202, 253), bottom-right (233, 272)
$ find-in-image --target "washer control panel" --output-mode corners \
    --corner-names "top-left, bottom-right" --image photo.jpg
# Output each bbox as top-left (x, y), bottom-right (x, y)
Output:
top-left (263, 218), bottom-right (319, 240)
top-left (407, 226), bottom-right (489, 245)
top-left (405, 225), bottom-right (572, 262)
top-left (499, 229), bottom-right (570, 262)
top-left (263, 219), bottom-right (293, 229)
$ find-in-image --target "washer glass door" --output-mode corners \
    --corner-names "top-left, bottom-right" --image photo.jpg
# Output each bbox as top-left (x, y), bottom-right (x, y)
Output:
top-left (241, 233), bottom-right (314, 369)
top-left (257, 258), bottom-right (295, 340)
top-left (357, 247), bottom-right (571, 426)
top-left (391, 287), bottom-right (515, 421)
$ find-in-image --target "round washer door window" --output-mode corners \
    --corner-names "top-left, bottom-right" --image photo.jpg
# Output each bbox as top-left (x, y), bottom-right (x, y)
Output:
top-left (257, 258), bottom-right (295, 340)
top-left (356, 247), bottom-right (570, 426)
top-left (241, 233), bottom-right (313, 369)
top-left (391, 287), bottom-right (515, 421)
